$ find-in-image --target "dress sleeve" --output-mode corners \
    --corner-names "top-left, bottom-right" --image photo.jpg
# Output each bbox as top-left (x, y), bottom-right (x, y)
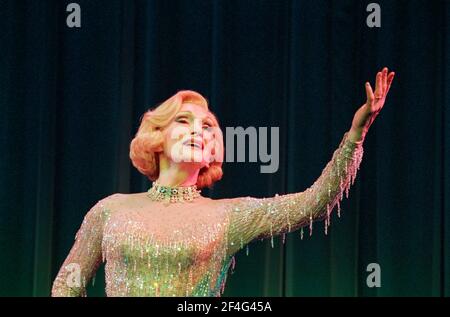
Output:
top-left (225, 132), bottom-right (364, 256)
top-left (51, 196), bottom-right (115, 297)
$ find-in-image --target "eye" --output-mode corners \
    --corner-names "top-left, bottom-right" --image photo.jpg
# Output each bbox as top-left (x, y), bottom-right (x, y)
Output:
top-left (203, 121), bottom-right (213, 130)
top-left (175, 117), bottom-right (189, 124)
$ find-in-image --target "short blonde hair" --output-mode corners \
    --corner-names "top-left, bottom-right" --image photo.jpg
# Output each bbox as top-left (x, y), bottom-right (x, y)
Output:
top-left (129, 90), bottom-right (224, 188)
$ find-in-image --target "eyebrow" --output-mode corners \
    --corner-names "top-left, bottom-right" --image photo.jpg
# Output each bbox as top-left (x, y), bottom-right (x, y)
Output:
top-left (175, 111), bottom-right (193, 117)
top-left (176, 111), bottom-right (214, 122)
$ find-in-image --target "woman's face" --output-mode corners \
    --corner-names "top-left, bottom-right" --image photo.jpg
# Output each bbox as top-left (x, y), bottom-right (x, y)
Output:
top-left (161, 103), bottom-right (223, 167)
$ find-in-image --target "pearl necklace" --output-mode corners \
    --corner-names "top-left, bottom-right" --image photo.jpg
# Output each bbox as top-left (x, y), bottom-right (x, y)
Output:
top-left (147, 181), bottom-right (201, 203)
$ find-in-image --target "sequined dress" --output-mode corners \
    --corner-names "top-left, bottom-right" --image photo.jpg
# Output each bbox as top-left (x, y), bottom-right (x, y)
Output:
top-left (52, 132), bottom-right (364, 297)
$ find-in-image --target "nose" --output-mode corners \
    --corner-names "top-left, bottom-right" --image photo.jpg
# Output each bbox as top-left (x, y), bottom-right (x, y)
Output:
top-left (191, 120), bottom-right (203, 137)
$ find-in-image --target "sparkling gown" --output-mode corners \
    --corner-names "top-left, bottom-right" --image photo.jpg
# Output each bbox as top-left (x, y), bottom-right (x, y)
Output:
top-left (51, 132), bottom-right (364, 297)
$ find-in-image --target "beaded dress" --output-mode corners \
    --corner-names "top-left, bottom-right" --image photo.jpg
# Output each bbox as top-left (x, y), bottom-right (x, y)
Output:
top-left (52, 132), bottom-right (363, 297)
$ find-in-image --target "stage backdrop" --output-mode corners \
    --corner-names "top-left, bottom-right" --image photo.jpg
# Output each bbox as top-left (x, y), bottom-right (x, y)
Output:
top-left (0, 0), bottom-right (449, 296)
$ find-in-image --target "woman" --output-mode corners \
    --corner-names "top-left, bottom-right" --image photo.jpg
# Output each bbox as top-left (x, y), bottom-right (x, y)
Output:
top-left (52, 68), bottom-right (395, 297)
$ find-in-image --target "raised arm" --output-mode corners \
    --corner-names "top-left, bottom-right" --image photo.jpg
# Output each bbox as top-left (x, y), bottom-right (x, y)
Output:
top-left (51, 195), bottom-right (115, 297)
top-left (225, 67), bottom-right (395, 256)
top-left (225, 131), bottom-right (363, 255)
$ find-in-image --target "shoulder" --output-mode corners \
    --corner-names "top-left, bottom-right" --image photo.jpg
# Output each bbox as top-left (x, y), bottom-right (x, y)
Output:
top-left (85, 193), bottom-right (127, 221)
top-left (94, 193), bottom-right (125, 210)
top-left (97, 191), bottom-right (149, 204)
top-left (97, 191), bottom-right (156, 211)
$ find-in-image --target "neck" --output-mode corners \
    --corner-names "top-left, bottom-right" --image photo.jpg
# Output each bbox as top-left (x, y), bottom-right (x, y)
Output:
top-left (156, 154), bottom-right (201, 187)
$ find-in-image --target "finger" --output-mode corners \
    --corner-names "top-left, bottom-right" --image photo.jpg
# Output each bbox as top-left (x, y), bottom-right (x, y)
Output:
top-left (382, 67), bottom-right (388, 95)
top-left (386, 72), bottom-right (395, 95)
top-left (365, 82), bottom-right (374, 102)
top-left (375, 72), bottom-right (383, 98)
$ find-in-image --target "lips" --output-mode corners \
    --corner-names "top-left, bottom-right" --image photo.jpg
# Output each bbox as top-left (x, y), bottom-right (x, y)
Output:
top-left (183, 138), bottom-right (203, 150)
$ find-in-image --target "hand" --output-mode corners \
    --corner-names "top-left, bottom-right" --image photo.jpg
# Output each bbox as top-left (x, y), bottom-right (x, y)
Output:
top-left (348, 67), bottom-right (395, 142)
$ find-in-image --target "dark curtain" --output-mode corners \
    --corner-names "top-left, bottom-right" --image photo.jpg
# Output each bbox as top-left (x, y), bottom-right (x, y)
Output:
top-left (0, 0), bottom-right (448, 297)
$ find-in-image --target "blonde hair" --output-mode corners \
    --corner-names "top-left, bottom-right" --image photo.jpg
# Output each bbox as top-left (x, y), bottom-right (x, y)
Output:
top-left (129, 90), bottom-right (224, 188)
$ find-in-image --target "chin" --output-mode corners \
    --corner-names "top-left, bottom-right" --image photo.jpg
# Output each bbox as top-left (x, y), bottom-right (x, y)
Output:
top-left (175, 153), bottom-right (207, 166)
